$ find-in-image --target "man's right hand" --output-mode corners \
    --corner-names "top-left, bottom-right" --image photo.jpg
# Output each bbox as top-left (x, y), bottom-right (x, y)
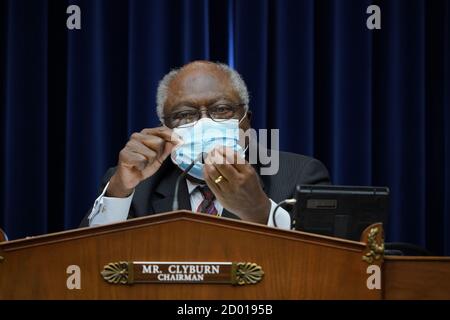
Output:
top-left (106, 127), bottom-right (180, 198)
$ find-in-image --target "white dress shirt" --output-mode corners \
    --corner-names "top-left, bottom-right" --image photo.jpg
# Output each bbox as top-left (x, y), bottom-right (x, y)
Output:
top-left (88, 180), bottom-right (291, 229)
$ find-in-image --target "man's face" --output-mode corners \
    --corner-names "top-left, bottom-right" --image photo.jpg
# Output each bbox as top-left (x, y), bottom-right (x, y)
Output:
top-left (163, 63), bottom-right (251, 132)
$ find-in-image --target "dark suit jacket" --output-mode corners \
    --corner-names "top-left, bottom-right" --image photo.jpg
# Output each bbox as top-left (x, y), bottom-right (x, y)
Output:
top-left (80, 151), bottom-right (330, 227)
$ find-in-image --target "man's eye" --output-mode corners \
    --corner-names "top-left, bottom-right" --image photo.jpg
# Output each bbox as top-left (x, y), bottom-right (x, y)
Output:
top-left (211, 105), bottom-right (233, 114)
top-left (173, 110), bottom-right (198, 119)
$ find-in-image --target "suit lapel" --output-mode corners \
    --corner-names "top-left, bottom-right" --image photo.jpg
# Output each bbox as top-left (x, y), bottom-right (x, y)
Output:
top-left (132, 160), bottom-right (192, 216)
top-left (152, 163), bottom-right (192, 213)
top-left (152, 175), bottom-right (192, 214)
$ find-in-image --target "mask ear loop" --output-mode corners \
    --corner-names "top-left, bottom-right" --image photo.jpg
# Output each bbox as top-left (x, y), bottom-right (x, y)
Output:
top-left (237, 111), bottom-right (250, 156)
top-left (238, 111), bottom-right (248, 124)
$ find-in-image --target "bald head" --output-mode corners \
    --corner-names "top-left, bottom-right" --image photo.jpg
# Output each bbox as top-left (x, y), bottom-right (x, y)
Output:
top-left (156, 61), bottom-right (249, 122)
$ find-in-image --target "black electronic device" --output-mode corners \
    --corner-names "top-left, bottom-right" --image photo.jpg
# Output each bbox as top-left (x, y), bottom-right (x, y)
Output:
top-left (293, 185), bottom-right (389, 241)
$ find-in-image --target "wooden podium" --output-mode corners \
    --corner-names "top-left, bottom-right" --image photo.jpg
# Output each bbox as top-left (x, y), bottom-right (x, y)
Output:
top-left (1, 211), bottom-right (449, 299)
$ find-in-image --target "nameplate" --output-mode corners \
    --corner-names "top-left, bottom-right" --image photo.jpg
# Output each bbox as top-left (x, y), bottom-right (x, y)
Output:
top-left (101, 261), bottom-right (264, 286)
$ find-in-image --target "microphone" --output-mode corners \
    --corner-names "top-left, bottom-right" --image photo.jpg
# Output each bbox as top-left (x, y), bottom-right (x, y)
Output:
top-left (172, 152), bottom-right (206, 211)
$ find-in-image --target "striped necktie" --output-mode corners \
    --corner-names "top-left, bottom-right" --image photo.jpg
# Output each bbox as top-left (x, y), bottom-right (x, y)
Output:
top-left (196, 186), bottom-right (218, 215)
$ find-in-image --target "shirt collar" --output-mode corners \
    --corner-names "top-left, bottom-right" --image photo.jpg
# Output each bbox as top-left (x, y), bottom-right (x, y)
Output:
top-left (185, 178), bottom-right (205, 195)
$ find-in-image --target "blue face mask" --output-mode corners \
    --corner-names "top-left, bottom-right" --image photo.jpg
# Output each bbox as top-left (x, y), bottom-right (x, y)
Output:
top-left (171, 117), bottom-right (245, 180)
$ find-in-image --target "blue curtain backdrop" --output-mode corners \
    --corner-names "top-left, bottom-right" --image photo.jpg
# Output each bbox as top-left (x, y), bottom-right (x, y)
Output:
top-left (1, 0), bottom-right (449, 255)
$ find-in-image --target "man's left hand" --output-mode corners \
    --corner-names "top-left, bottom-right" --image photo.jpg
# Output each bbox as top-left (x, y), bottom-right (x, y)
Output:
top-left (203, 147), bottom-right (271, 224)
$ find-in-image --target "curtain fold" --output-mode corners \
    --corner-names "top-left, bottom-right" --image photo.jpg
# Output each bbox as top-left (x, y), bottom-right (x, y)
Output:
top-left (2, 0), bottom-right (49, 236)
top-left (1, 0), bottom-right (449, 255)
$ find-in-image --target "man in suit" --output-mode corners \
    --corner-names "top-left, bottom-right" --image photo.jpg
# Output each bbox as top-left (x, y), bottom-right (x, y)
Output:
top-left (81, 61), bottom-right (330, 229)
